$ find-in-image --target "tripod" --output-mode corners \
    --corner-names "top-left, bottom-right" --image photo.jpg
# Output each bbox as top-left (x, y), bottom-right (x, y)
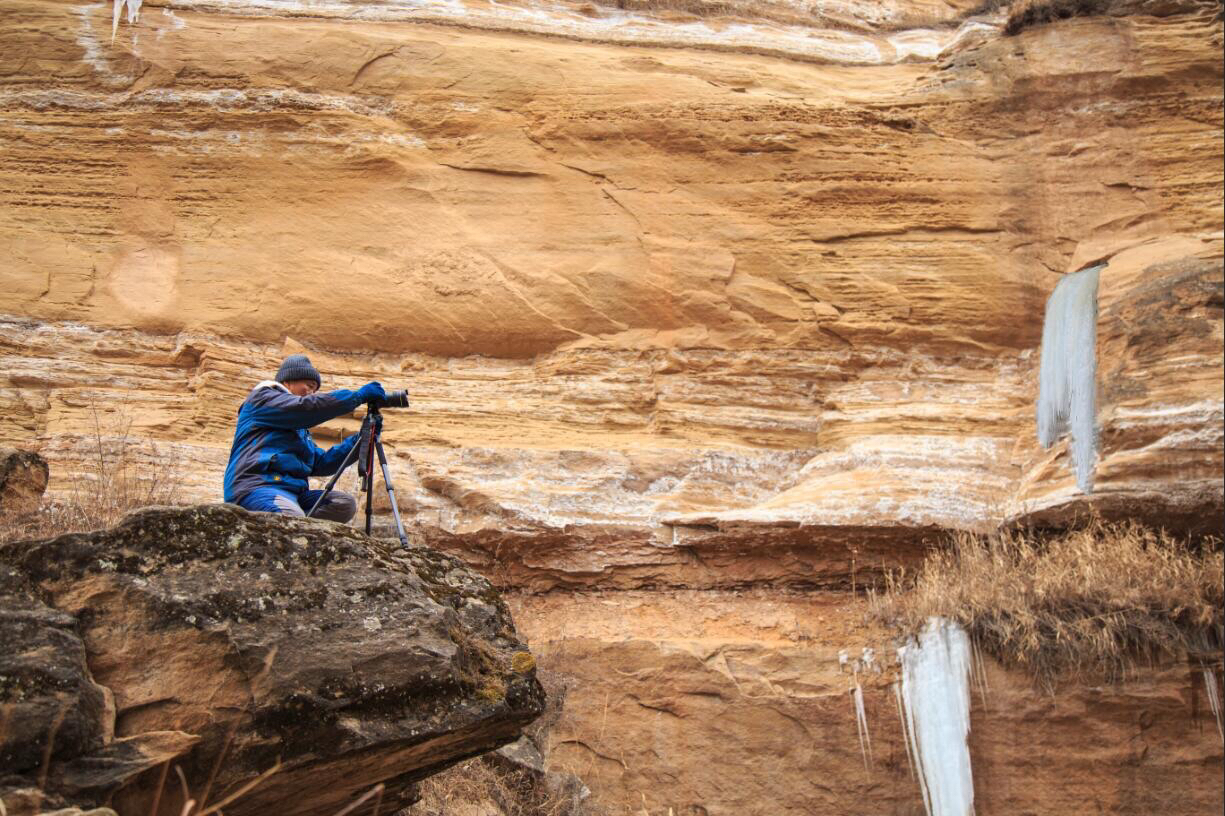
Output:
top-left (306, 406), bottom-right (410, 547)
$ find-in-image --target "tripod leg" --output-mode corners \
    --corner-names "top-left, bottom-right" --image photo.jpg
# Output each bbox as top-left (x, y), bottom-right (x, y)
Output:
top-left (373, 438), bottom-right (411, 548)
top-left (306, 432), bottom-right (363, 518)
top-left (364, 429), bottom-right (377, 536)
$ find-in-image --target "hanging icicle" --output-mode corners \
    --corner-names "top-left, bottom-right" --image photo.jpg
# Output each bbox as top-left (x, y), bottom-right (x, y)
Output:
top-left (894, 681), bottom-right (919, 783)
top-left (852, 681), bottom-right (874, 771)
top-left (897, 618), bottom-right (975, 816)
top-left (1204, 667), bottom-right (1223, 743)
top-left (112, 0), bottom-right (143, 41)
top-left (1037, 263), bottom-right (1105, 494)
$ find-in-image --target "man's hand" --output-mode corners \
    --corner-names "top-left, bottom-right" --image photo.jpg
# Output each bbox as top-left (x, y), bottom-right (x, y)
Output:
top-left (356, 381), bottom-right (385, 403)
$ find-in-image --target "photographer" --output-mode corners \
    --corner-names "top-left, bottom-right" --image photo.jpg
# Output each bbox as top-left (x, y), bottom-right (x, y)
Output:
top-left (222, 354), bottom-right (385, 522)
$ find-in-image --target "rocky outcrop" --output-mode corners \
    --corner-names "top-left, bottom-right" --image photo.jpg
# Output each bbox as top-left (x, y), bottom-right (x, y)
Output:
top-left (0, 448), bottom-right (49, 516)
top-left (0, 505), bottom-right (544, 816)
top-left (1, 0), bottom-right (1221, 813)
top-left (0, 566), bottom-right (116, 790)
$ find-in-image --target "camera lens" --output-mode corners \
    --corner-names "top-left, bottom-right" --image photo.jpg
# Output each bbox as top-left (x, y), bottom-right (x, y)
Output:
top-left (376, 390), bottom-right (410, 409)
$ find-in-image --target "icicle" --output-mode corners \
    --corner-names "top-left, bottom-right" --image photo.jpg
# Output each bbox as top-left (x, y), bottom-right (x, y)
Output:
top-left (852, 681), bottom-right (874, 771)
top-left (111, 0), bottom-right (143, 42)
top-left (1205, 668), bottom-right (1224, 743)
top-left (894, 681), bottom-right (919, 783)
top-left (970, 637), bottom-right (990, 708)
top-left (898, 618), bottom-right (975, 816)
top-left (1037, 263), bottom-right (1104, 494)
top-left (898, 672), bottom-right (932, 814)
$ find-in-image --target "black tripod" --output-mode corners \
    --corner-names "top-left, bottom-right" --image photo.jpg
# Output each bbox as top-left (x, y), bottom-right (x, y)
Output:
top-left (306, 406), bottom-right (410, 547)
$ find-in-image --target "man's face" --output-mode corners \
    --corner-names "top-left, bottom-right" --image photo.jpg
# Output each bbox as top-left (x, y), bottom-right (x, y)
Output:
top-left (283, 379), bottom-right (318, 397)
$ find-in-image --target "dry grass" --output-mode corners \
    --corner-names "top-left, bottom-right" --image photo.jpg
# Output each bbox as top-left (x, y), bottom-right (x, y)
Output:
top-left (413, 665), bottom-right (590, 816)
top-left (1004, 0), bottom-right (1112, 34)
top-left (0, 403), bottom-right (181, 544)
top-left (413, 754), bottom-right (587, 816)
top-left (872, 520), bottom-right (1224, 684)
top-left (414, 667), bottom-right (589, 816)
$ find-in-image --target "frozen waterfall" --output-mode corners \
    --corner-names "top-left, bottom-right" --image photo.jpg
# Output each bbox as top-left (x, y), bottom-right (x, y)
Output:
top-left (112, 0), bottom-right (143, 40)
top-left (897, 618), bottom-right (975, 816)
top-left (1037, 263), bottom-right (1104, 494)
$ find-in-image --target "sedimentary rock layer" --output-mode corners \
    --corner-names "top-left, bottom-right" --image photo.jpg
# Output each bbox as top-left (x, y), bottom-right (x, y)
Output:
top-left (1, 0), bottom-right (1220, 539)
top-left (1, 0), bottom-right (1222, 813)
top-left (511, 589), bottom-right (1225, 815)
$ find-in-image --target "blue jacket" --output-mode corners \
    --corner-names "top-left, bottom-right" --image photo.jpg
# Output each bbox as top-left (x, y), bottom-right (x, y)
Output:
top-left (223, 380), bottom-right (363, 502)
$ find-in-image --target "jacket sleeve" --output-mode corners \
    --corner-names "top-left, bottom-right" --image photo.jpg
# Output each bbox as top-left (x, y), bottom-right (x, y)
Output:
top-left (311, 433), bottom-right (359, 477)
top-left (246, 388), bottom-right (362, 430)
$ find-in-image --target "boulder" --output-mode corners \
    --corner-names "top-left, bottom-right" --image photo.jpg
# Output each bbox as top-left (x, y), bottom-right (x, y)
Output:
top-left (0, 448), bottom-right (49, 516)
top-left (0, 504), bottom-right (544, 816)
top-left (0, 567), bottom-right (116, 789)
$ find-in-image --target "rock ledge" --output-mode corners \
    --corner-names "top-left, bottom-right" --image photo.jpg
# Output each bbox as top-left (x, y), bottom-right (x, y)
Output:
top-left (0, 504), bottom-right (544, 816)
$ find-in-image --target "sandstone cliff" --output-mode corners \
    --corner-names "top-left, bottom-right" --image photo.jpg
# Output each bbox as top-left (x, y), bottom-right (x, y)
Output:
top-left (1, 0), bottom-right (1222, 812)
top-left (1, 0), bottom-right (1220, 534)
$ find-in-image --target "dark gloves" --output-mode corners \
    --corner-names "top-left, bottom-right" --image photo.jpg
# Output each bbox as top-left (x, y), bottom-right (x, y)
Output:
top-left (355, 381), bottom-right (385, 403)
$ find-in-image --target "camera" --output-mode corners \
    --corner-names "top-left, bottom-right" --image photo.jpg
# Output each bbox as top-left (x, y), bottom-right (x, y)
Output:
top-left (369, 390), bottom-right (410, 409)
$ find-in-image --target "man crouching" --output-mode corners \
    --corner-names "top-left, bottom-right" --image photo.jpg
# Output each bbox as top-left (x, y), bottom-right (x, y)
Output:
top-left (223, 354), bottom-right (385, 522)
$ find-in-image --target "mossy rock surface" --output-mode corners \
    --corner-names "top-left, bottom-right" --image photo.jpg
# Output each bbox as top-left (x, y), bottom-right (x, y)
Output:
top-left (0, 504), bottom-right (544, 816)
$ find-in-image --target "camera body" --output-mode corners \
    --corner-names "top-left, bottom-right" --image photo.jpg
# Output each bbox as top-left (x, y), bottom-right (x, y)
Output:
top-left (368, 389), bottom-right (410, 409)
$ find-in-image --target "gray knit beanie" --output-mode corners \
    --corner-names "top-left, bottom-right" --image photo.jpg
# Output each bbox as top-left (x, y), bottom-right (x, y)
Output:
top-left (275, 354), bottom-right (321, 389)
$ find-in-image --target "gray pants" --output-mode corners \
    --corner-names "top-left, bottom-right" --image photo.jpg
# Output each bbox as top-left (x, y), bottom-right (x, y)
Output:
top-left (240, 487), bottom-right (358, 523)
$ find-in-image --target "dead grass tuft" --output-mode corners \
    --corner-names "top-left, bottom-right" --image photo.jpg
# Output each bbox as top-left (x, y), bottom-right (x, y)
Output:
top-left (0, 403), bottom-right (182, 544)
top-left (872, 519), bottom-right (1223, 684)
top-left (413, 666), bottom-right (589, 816)
top-left (1004, 0), bottom-right (1112, 34)
top-left (413, 754), bottom-right (587, 816)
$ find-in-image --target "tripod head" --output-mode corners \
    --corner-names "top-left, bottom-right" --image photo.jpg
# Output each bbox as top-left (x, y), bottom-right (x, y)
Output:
top-left (308, 394), bottom-right (412, 547)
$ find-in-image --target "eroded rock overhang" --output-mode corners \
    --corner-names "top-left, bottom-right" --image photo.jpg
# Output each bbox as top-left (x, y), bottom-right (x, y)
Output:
top-left (0, 505), bottom-right (544, 815)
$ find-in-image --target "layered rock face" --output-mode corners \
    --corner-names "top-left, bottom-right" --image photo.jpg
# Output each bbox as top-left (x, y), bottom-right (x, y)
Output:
top-left (0, 505), bottom-right (544, 815)
top-left (1, 0), bottom-right (1222, 813)
top-left (511, 591), bottom-right (1223, 815)
top-left (1, 0), bottom-right (1220, 533)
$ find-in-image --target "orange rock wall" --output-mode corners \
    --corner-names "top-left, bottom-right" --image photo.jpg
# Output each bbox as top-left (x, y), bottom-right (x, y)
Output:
top-left (1, 0), bottom-right (1222, 813)
top-left (511, 591), bottom-right (1224, 815)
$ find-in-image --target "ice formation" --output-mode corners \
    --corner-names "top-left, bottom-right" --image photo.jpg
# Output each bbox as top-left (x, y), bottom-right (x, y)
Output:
top-left (897, 618), bottom-right (975, 816)
top-left (852, 682), bottom-right (874, 770)
top-left (1205, 668), bottom-right (1223, 742)
top-left (112, 0), bottom-right (142, 40)
top-left (1037, 263), bottom-right (1104, 494)
top-left (843, 647), bottom-right (878, 770)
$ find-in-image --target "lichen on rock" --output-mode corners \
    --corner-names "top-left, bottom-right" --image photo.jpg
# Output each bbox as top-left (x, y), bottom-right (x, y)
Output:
top-left (0, 504), bottom-right (544, 816)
